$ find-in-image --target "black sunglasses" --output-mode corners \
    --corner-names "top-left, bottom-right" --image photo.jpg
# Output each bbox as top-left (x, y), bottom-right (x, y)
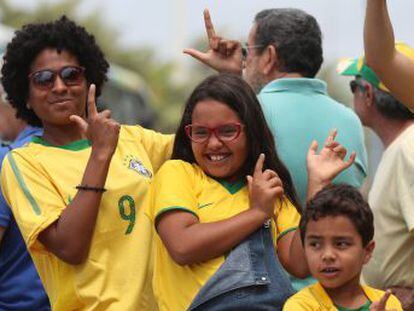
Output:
top-left (349, 80), bottom-right (366, 94)
top-left (241, 43), bottom-right (266, 60)
top-left (28, 66), bottom-right (85, 90)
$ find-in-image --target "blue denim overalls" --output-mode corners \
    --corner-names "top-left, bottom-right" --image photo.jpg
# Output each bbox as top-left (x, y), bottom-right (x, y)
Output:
top-left (188, 221), bottom-right (295, 310)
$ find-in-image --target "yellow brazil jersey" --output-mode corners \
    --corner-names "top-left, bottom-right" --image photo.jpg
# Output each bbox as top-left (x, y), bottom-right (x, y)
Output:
top-left (283, 282), bottom-right (403, 310)
top-left (1, 125), bottom-right (173, 311)
top-left (145, 160), bottom-right (301, 311)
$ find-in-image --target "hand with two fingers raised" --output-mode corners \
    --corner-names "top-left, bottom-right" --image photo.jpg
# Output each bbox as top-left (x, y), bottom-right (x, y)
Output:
top-left (69, 84), bottom-right (120, 159)
top-left (183, 9), bottom-right (243, 75)
top-left (247, 154), bottom-right (284, 221)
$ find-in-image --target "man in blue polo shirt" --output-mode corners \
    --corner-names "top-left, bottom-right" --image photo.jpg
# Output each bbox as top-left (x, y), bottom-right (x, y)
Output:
top-left (185, 8), bottom-right (368, 290)
top-left (0, 88), bottom-right (50, 310)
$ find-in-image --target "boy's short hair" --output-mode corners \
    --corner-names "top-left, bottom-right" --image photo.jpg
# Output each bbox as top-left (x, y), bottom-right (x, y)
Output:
top-left (299, 184), bottom-right (374, 246)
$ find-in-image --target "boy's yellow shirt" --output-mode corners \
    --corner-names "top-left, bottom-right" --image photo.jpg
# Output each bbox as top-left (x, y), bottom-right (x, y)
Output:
top-left (283, 282), bottom-right (402, 310)
top-left (1, 125), bottom-right (173, 311)
top-left (145, 160), bottom-right (301, 311)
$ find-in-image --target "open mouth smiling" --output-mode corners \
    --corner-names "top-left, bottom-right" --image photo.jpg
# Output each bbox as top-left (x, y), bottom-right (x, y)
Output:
top-left (206, 153), bottom-right (231, 162)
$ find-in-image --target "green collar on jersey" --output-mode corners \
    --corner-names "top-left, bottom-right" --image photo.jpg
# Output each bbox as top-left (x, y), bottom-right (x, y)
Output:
top-left (216, 179), bottom-right (245, 195)
top-left (31, 136), bottom-right (91, 151)
top-left (336, 300), bottom-right (371, 311)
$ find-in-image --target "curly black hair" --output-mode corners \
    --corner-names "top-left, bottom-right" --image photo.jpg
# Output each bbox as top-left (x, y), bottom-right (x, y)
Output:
top-left (1, 16), bottom-right (109, 127)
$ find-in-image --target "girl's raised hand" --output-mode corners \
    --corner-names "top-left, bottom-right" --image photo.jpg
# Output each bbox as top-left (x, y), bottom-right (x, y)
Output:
top-left (70, 84), bottom-right (120, 158)
top-left (247, 153), bottom-right (284, 220)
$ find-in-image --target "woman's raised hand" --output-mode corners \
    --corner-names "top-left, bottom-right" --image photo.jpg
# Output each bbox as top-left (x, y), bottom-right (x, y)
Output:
top-left (183, 9), bottom-right (243, 75)
top-left (69, 84), bottom-right (120, 158)
top-left (247, 154), bottom-right (284, 220)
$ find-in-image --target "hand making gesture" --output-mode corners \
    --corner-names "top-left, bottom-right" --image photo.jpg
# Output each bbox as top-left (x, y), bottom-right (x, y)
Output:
top-left (369, 290), bottom-right (397, 311)
top-left (247, 154), bottom-right (284, 220)
top-left (184, 9), bottom-right (243, 75)
top-left (70, 84), bottom-right (120, 158)
top-left (306, 130), bottom-right (356, 200)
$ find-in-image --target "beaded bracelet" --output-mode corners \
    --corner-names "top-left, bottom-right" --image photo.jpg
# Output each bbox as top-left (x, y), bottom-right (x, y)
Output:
top-left (76, 185), bottom-right (107, 192)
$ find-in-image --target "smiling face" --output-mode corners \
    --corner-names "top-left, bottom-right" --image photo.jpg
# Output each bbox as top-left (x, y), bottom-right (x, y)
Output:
top-left (304, 215), bottom-right (374, 291)
top-left (27, 48), bottom-right (88, 128)
top-left (190, 99), bottom-right (248, 181)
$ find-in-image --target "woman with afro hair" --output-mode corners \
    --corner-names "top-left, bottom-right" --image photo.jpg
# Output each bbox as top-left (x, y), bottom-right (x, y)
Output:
top-left (1, 16), bottom-right (172, 310)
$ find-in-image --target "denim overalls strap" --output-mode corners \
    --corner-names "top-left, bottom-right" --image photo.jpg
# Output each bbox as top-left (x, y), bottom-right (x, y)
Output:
top-left (188, 222), bottom-right (295, 310)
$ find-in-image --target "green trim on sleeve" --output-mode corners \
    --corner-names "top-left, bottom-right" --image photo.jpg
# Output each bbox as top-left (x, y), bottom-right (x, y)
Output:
top-left (31, 136), bottom-right (91, 151)
top-left (155, 206), bottom-right (199, 222)
top-left (7, 153), bottom-right (41, 215)
top-left (277, 226), bottom-right (298, 241)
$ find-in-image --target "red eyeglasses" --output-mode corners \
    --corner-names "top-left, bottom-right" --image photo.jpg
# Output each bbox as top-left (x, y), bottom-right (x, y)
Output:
top-left (28, 66), bottom-right (85, 90)
top-left (185, 123), bottom-right (244, 143)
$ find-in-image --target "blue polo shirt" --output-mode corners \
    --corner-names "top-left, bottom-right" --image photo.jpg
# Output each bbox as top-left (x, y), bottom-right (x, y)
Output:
top-left (258, 78), bottom-right (368, 291)
top-left (259, 78), bottom-right (368, 206)
top-left (0, 126), bottom-right (50, 311)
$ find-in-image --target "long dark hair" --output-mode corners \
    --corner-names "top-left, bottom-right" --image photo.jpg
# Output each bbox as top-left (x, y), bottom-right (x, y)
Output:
top-left (172, 74), bottom-right (301, 212)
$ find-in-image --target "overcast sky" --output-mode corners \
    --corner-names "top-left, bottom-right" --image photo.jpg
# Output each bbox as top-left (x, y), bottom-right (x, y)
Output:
top-left (9, 0), bottom-right (414, 63)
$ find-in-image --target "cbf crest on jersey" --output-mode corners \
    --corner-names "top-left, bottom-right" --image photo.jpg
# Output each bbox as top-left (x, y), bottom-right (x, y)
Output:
top-left (123, 155), bottom-right (152, 178)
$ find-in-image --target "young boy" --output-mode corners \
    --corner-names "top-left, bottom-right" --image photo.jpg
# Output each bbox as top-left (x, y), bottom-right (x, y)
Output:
top-left (283, 184), bottom-right (402, 310)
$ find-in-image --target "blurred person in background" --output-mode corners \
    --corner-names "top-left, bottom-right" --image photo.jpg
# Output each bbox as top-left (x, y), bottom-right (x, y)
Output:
top-left (0, 16), bottom-right (173, 310)
top-left (364, 0), bottom-right (414, 111)
top-left (0, 84), bottom-right (49, 310)
top-left (338, 45), bottom-right (414, 310)
top-left (185, 8), bottom-right (368, 291)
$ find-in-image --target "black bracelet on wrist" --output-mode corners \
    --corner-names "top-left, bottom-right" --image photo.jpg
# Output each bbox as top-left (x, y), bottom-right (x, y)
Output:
top-left (76, 184), bottom-right (107, 192)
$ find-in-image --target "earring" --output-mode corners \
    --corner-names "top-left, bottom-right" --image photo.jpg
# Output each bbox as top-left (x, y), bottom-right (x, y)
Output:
top-left (26, 103), bottom-right (31, 110)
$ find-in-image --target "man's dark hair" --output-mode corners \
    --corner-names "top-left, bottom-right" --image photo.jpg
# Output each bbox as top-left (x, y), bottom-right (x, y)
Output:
top-left (372, 86), bottom-right (414, 120)
top-left (1, 15), bottom-right (109, 127)
top-left (300, 184), bottom-right (374, 246)
top-left (172, 73), bottom-right (302, 212)
top-left (254, 8), bottom-right (323, 78)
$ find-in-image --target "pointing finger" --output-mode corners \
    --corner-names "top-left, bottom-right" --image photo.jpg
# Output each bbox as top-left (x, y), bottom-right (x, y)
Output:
top-left (204, 9), bottom-right (216, 40)
top-left (87, 84), bottom-right (98, 118)
top-left (378, 290), bottom-right (392, 309)
top-left (253, 153), bottom-right (265, 178)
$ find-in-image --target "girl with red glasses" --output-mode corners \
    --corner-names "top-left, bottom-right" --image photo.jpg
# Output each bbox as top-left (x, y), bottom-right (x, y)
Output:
top-left (145, 73), bottom-right (355, 310)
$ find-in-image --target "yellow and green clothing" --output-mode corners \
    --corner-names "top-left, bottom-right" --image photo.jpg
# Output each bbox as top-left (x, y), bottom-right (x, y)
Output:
top-left (1, 125), bottom-right (173, 311)
top-left (145, 160), bottom-right (301, 311)
top-left (283, 282), bottom-right (402, 310)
